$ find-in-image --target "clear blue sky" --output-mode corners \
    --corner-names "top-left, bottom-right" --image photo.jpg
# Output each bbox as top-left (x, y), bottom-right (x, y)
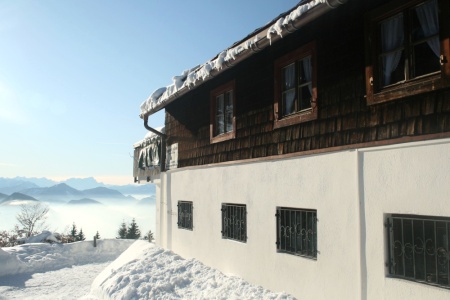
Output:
top-left (0, 0), bottom-right (299, 185)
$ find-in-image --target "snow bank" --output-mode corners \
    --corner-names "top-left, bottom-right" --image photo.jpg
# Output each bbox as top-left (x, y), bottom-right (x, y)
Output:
top-left (0, 247), bottom-right (28, 277)
top-left (0, 239), bottom-right (134, 277)
top-left (89, 241), bottom-right (294, 300)
top-left (2, 240), bottom-right (295, 299)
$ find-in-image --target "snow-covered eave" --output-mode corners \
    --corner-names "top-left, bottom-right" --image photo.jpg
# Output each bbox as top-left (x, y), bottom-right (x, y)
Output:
top-left (140, 0), bottom-right (347, 119)
top-left (133, 126), bottom-right (165, 148)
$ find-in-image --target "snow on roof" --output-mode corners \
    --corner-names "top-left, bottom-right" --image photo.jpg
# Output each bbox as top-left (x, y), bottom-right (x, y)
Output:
top-left (140, 0), bottom-right (329, 118)
top-left (133, 126), bottom-right (164, 148)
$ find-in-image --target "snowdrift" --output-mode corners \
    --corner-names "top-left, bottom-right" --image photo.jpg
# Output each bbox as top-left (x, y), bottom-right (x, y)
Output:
top-left (88, 241), bottom-right (294, 300)
top-left (1, 240), bottom-right (295, 299)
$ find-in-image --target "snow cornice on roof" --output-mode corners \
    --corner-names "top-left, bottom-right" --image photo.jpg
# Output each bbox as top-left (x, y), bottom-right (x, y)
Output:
top-left (140, 0), bottom-right (347, 119)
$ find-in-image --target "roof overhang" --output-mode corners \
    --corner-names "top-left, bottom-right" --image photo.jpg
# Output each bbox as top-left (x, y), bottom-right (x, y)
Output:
top-left (139, 0), bottom-right (348, 119)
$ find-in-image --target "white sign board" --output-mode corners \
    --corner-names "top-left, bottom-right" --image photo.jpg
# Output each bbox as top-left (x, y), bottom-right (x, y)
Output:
top-left (166, 143), bottom-right (178, 170)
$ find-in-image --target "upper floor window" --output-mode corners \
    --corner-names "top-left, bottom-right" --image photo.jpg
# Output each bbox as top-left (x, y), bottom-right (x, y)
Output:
top-left (386, 214), bottom-right (450, 288)
top-left (177, 201), bottom-right (193, 230)
top-left (274, 41), bottom-right (317, 129)
top-left (365, 0), bottom-right (450, 104)
top-left (210, 80), bottom-right (236, 143)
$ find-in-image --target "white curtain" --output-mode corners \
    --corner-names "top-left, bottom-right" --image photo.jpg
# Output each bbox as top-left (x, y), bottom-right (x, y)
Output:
top-left (415, 0), bottom-right (440, 58)
top-left (381, 13), bottom-right (404, 86)
top-left (216, 95), bottom-right (224, 135)
top-left (283, 64), bottom-right (295, 115)
top-left (225, 91), bottom-right (233, 133)
top-left (302, 56), bottom-right (312, 95)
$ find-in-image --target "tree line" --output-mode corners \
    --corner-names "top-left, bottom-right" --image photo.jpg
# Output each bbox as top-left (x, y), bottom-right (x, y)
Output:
top-left (0, 202), bottom-right (154, 247)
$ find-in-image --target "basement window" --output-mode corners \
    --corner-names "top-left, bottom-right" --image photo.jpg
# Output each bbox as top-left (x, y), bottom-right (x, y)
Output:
top-left (221, 203), bottom-right (246, 242)
top-left (276, 207), bottom-right (317, 259)
top-left (365, 0), bottom-right (450, 104)
top-left (386, 214), bottom-right (450, 288)
top-left (177, 201), bottom-right (193, 230)
top-left (274, 41), bottom-right (318, 129)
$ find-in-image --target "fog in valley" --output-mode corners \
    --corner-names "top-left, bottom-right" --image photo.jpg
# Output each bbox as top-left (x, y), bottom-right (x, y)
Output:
top-left (0, 196), bottom-right (156, 240)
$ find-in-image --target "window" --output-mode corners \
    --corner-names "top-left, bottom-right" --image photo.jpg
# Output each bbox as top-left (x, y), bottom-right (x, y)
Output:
top-left (386, 214), bottom-right (450, 288)
top-left (365, 0), bottom-right (450, 104)
top-left (221, 203), bottom-right (246, 242)
top-left (177, 201), bottom-right (193, 230)
top-left (210, 80), bottom-right (236, 143)
top-left (276, 207), bottom-right (317, 259)
top-left (274, 41), bottom-right (317, 128)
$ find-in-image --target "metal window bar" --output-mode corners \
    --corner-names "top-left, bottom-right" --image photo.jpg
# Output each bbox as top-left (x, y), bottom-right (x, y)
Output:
top-left (221, 204), bottom-right (246, 242)
top-left (276, 207), bottom-right (317, 259)
top-left (177, 201), bottom-right (193, 230)
top-left (388, 215), bottom-right (450, 289)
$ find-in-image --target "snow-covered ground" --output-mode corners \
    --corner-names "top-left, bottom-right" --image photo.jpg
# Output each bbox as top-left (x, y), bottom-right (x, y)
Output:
top-left (0, 262), bottom-right (110, 299)
top-left (0, 240), bottom-right (295, 299)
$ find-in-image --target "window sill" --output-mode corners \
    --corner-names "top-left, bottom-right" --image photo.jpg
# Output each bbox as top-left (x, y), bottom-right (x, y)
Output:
top-left (273, 108), bottom-right (318, 129)
top-left (210, 131), bottom-right (235, 144)
top-left (367, 74), bottom-right (446, 105)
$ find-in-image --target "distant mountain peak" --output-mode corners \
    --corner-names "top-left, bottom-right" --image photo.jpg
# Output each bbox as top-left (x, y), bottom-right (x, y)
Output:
top-left (48, 183), bottom-right (81, 192)
top-left (1, 192), bottom-right (38, 204)
top-left (53, 183), bottom-right (71, 188)
top-left (67, 198), bottom-right (103, 205)
top-left (62, 177), bottom-right (104, 190)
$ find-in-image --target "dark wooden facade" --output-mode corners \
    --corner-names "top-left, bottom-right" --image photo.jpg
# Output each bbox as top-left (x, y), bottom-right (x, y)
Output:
top-left (163, 0), bottom-right (450, 169)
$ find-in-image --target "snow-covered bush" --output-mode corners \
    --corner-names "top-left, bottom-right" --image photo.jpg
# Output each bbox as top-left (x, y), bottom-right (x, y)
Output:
top-left (0, 230), bottom-right (19, 247)
top-left (18, 231), bottom-right (61, 244)
top-left (0, 226), bottom-right (29, 247)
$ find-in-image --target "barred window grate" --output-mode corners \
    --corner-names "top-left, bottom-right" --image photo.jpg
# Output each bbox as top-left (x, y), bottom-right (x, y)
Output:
top-left (177, 201), bottom-right (193, 230)
top-left (276, 207), bottom-right (317, 259)
top-left (221, 204), bottom-right (246, 242)
top-left (387, 214), bottom-right (450, 289)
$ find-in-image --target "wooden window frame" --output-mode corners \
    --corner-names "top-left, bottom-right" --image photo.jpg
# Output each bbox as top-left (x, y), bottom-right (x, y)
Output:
top-left (365, 0), bottom-right (450, 105)
top-left (210, 80), bottom-right (236, 144)
top-left (274, 41), bottom-right (318, 129)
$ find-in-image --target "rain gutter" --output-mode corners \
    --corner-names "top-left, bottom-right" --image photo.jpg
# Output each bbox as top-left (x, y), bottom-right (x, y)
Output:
top-left (144, 115), bottom-right (166, 172)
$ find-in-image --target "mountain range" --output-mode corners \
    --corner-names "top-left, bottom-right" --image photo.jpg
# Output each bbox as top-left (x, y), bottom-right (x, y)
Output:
top-left (0, 177), bottom-right (156, 205)
top-left (0, 177), bottom-right (155, 196)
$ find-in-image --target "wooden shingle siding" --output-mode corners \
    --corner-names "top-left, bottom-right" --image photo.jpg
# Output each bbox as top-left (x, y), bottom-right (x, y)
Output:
top-left (164, 0), bottom-right (450, 169)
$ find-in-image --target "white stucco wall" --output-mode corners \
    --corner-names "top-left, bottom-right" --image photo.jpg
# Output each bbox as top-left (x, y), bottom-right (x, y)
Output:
top-left (156, 138), bottom-right (450, 300)
top-left (361, 139), bottom-right (450, 300)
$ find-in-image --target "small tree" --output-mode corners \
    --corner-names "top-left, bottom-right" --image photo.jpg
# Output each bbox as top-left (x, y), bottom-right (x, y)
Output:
top-left (16, 203), bottom-right (49, 237)
top-left (126, 218), bottom-right (141, 239)
top-left (77, 228), bottom-right (86, 241)
top-left (117, 221), bottom-right (127, 239)
top-left (69, 223), bottom-right (78, 242)
top-left (94, 231), bottom-right (101, 239)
